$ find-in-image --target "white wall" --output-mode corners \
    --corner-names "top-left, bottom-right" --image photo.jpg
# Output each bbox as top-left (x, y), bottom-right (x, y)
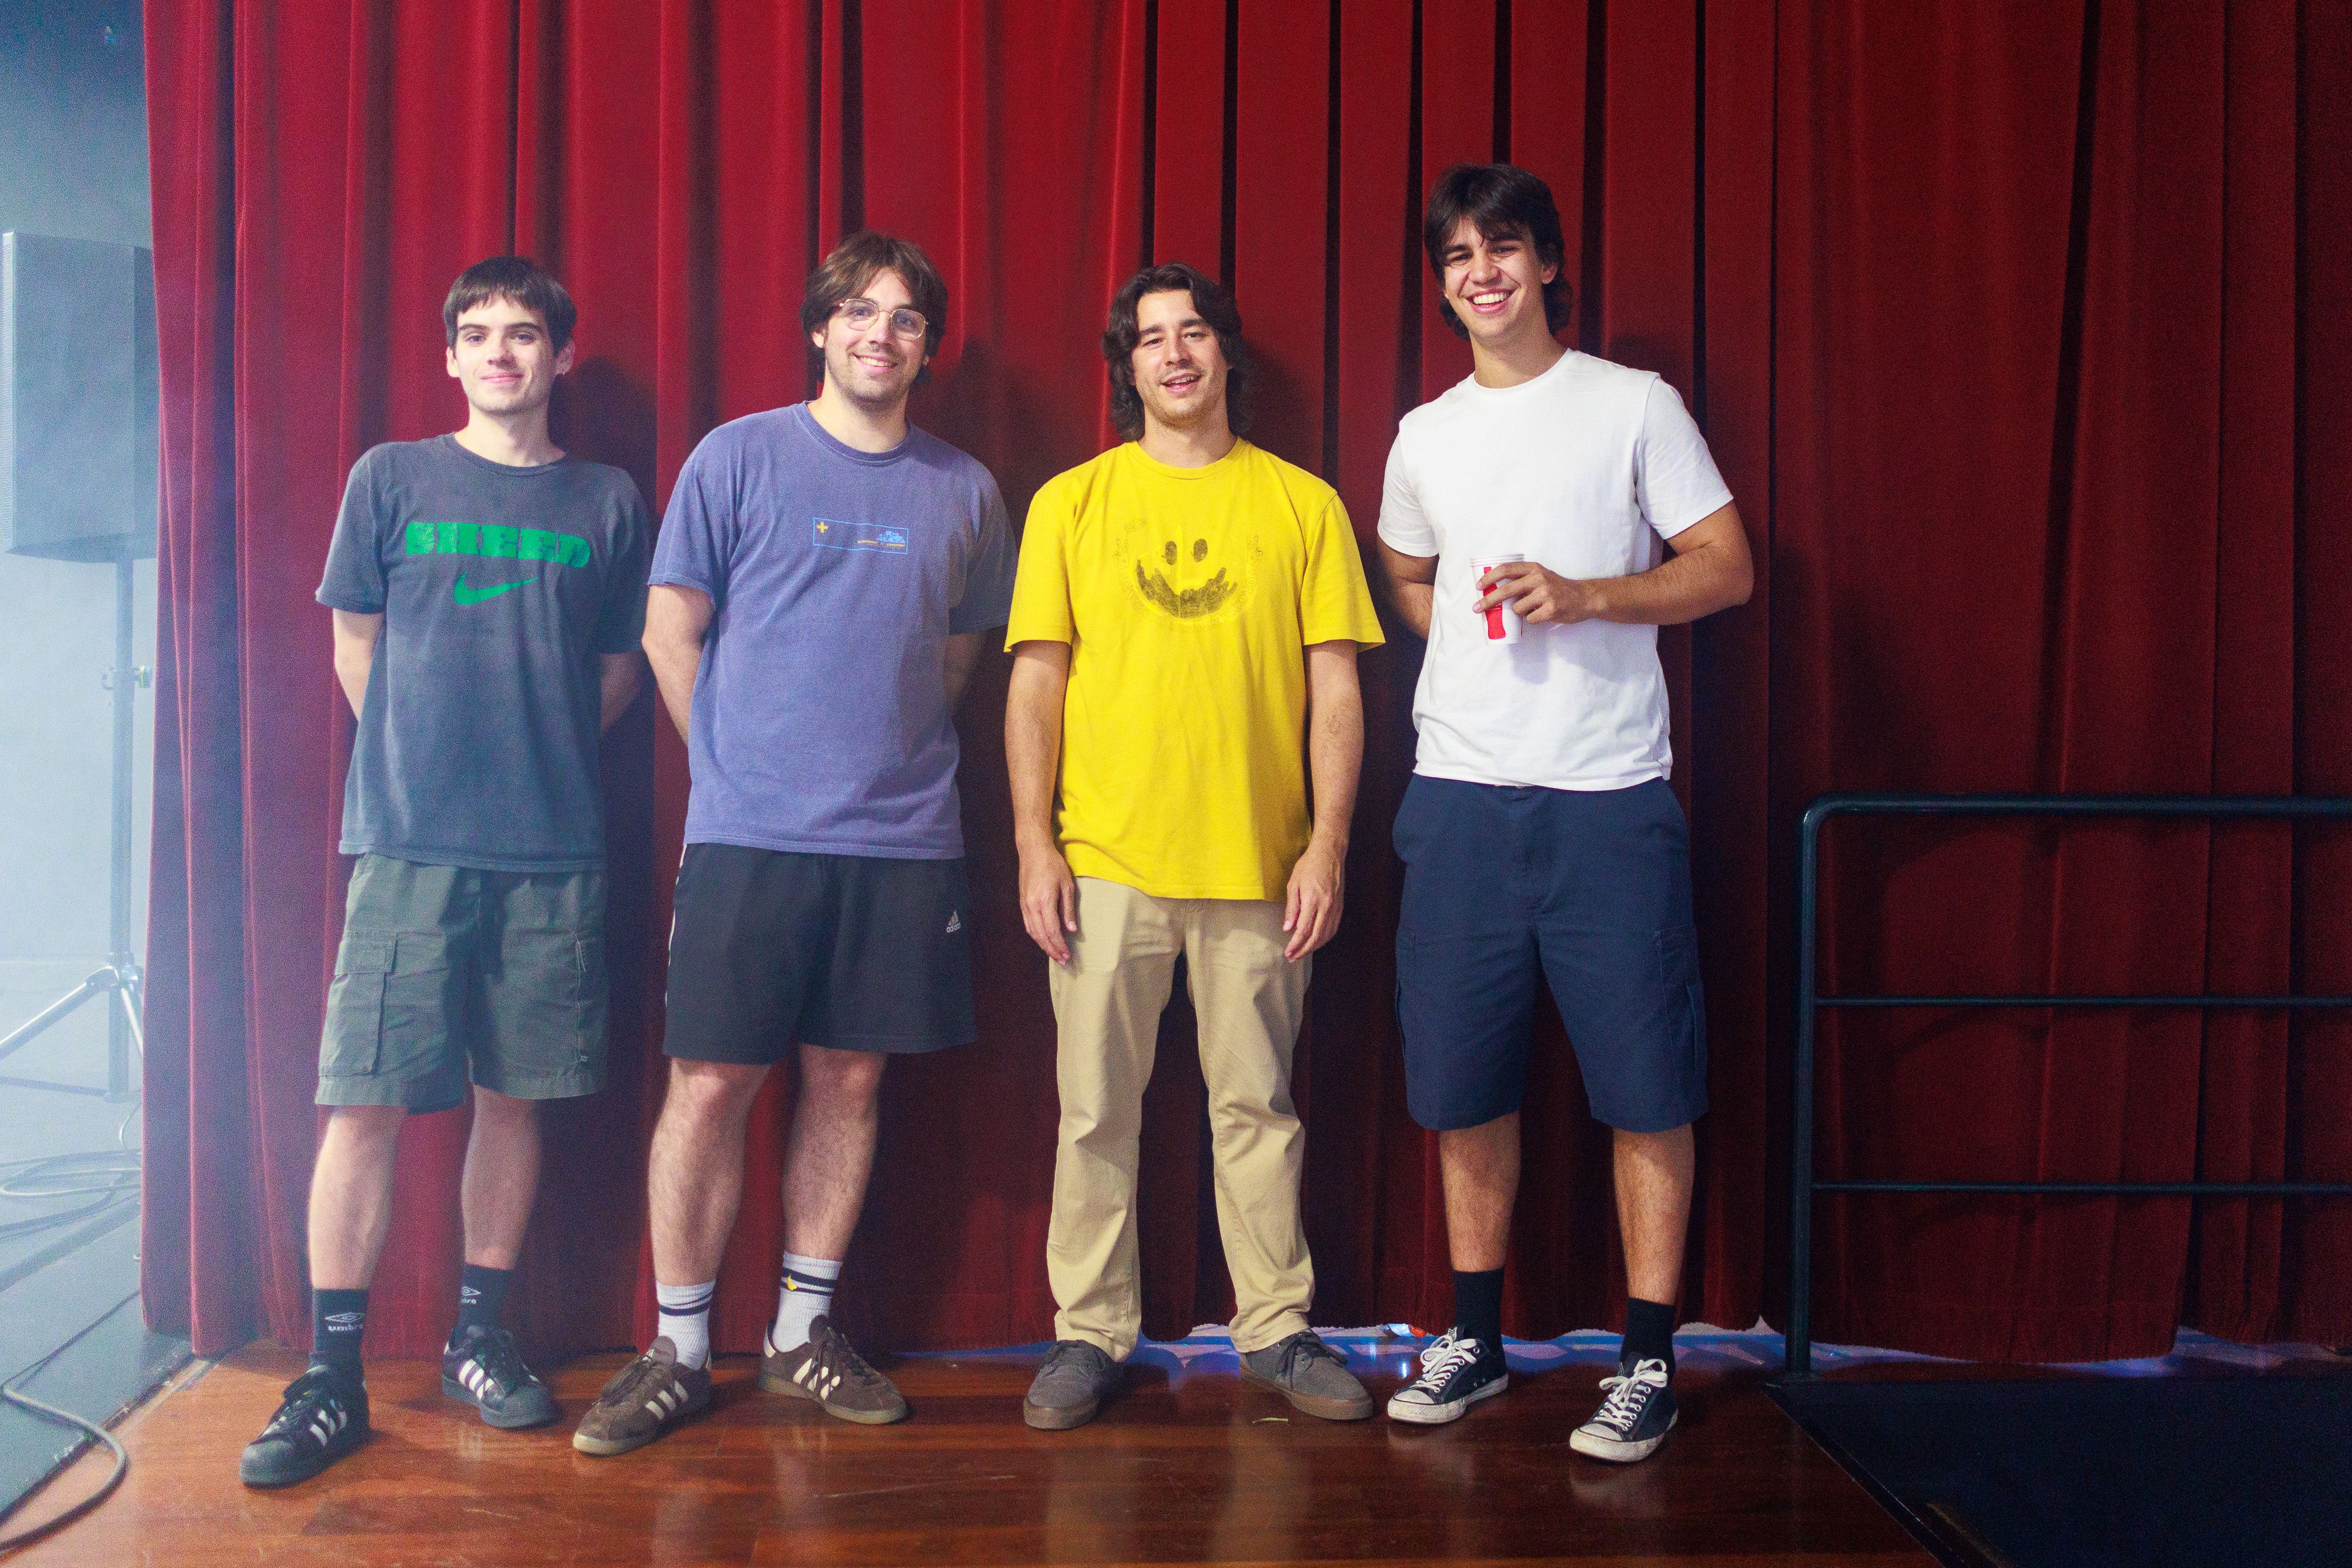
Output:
top-left (0, 1), bottom-right (156, 1056)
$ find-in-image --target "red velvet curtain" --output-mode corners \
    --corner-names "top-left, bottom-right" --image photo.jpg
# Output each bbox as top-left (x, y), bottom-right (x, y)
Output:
top-left (141, 0), bottom-right (2352, 1364)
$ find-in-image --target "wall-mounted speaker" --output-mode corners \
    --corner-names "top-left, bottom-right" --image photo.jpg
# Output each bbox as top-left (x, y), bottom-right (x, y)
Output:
top-left (0, 232), bottom-right (158, 563)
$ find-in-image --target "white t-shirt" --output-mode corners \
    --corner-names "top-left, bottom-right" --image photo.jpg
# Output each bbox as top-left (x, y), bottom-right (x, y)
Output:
top-left (1377, 349), bottom-right (1733, 791)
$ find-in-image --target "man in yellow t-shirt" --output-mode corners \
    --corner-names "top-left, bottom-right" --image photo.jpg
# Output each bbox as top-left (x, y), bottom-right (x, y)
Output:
top-left (1004, 263), bottom-right (1385, 1431)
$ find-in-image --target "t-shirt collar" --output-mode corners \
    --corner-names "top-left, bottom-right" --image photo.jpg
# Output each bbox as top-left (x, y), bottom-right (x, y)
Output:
top-left (1460, 346), bottom-right (1581, 400)
top-left (1120, 436), bottom-right (1251, 480)
top-left (435, 433), bottom-right (574, 476)
top-left (792, 402), bottom-right (914, 466)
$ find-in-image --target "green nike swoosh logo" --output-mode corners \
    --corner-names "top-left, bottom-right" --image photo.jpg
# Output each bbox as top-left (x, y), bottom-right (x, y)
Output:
top-left (453, 572), bottom-right (534, 606)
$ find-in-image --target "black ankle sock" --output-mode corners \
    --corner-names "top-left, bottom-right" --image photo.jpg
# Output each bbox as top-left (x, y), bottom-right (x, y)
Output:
top-left (453, 1263), bottom-right (513, 1342)
top-left (310, 1288), bottom-right (369, 1376)
top-left (1622, 1295), bottom-right (1677, 1375)
top-left (1452, 1268), bottom-right (1505, 1351)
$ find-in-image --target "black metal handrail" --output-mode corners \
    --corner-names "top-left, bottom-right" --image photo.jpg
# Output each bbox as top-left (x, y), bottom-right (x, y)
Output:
top-left (1785, 793), bottom-right (2352, 1377)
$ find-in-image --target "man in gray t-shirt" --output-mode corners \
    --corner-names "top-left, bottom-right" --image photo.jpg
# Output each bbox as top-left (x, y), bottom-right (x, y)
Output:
top-left (241, 258), bottom-right (649, 1491)
top-left (574, 232), bottom-right (1013, 1457)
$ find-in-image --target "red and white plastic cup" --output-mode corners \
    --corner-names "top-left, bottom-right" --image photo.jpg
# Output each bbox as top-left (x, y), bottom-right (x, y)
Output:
top-left (1472, 553), bottom-right (1525, 644)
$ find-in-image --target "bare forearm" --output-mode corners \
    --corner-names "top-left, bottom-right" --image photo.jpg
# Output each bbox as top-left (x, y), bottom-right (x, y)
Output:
top-left (330, 611), bottom-right (383, 721)
top-left (944, 632), bottom-right (986, 710)
top-left (1391, 581), bottom-right (1434, 640)
top-left (335, 654), bottom-right (372, 720)
top-left (1305, 649), bottom-right (1363, 851)
top-left (1376, 541), bottom-right (1438, 640)
top-left (599, 654), bottom-right (642, 732)
top-left (643, 640), bottom-right (699, 739)
top-left (1004, 654), bottom-right (1068, 852)
top-left (1578, 543), bottom-right (1751, 626)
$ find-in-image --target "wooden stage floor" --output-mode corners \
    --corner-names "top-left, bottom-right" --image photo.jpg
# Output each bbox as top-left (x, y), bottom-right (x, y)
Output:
top-left (11, 1335), bottom-right (1930, 1566)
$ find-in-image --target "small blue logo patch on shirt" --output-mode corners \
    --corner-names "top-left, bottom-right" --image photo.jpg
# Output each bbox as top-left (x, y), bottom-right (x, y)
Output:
top-left (814, 517), bottom-right (911, 553)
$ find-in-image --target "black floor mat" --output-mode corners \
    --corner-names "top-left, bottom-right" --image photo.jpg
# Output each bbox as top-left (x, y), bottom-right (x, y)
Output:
top-left (1772, 1373), bottom-right (2352, 1568)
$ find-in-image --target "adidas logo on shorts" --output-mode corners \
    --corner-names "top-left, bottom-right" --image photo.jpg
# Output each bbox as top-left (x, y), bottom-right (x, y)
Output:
top-left (944, 911), bottom-right (962, 934)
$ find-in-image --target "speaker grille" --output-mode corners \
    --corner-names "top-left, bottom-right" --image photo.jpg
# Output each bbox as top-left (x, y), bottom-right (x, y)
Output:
top-left (1, 232), bottom-right (159, 563)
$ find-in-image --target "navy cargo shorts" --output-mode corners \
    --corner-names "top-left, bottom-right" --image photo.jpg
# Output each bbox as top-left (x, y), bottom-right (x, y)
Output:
top-left (1391, 774), bottom-right (1708, 1134)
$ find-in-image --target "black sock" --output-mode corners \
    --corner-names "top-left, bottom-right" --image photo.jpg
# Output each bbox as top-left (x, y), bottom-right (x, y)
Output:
top-left (1453, 1268), bottom-right (1505, 1352)
top-left (1623, 1295), bottom-right (1677, 1375)
top-left (452, 1263), bottom-right (513, 1343)
top-left (310, 1288), bottom-right (369, 1376)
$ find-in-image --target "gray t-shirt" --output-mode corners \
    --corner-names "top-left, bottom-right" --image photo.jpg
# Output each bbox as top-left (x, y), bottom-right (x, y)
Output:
top-left (650, 404), bottom-right (1015, 858)
top-left (317, 436), bottom-right (652, 871)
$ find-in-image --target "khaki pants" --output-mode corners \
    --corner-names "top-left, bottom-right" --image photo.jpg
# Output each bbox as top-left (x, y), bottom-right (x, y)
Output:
top-left (1047, 878), bottom-right (1314, 1359)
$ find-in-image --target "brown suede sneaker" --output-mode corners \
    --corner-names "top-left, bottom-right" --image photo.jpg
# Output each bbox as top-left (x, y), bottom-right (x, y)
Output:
top-left (757, 1315), bottom-right (908, 1425)
top-left (572, 1337), bottom-right (713, 1456)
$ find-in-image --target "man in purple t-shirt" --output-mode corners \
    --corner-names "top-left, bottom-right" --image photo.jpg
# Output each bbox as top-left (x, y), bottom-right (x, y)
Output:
top-left (574, 233), bottom-right (1014, 1456)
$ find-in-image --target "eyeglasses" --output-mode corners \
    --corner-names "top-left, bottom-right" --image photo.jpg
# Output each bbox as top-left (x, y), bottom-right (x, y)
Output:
top-left (834, 297), bottom-right (928, 340)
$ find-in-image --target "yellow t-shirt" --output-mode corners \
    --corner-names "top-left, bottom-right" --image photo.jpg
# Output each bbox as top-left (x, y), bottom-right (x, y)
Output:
top-left (1006, 440), bottom-right (1386, 900)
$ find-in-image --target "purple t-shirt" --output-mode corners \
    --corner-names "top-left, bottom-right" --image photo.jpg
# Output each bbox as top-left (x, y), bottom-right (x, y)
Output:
top-left (650, 404), bottom-right (1014, 858)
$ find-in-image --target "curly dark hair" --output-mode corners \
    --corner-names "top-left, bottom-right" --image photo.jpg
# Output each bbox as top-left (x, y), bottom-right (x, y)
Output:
top-left (1422, 163), bottom-right (1575, 340)
top-left (1101, 262), bottom-right (1252, 440)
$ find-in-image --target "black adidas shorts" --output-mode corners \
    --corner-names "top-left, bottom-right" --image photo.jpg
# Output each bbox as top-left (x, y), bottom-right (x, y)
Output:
top-left (662, 843), bottom-right (976, 1062)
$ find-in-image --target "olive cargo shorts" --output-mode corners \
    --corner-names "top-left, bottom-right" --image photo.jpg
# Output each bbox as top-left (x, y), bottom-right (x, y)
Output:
top-left (317, 853), bottom-right (609, 1113)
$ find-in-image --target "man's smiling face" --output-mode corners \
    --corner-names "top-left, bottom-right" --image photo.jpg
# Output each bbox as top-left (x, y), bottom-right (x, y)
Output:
top-left (445, 296), bottom-right (573, 417)
top-left (1129, 287), bottom-right (1229, 436)
top-left (1439, 216), bottom-right (1558, 348)
top-left (811, 266), bottom-right (928, 413)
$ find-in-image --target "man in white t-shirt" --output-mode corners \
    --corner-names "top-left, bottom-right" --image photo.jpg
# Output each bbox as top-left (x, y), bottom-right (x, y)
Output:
top-left (1374, 163), bottom-right (1753, 1464)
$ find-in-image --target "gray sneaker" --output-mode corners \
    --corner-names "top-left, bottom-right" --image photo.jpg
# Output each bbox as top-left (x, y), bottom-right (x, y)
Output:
top-left (1023, 1339), bottom-right (1120, 1430)
top-left (1240, 1329), bottom-right (1374, 1421)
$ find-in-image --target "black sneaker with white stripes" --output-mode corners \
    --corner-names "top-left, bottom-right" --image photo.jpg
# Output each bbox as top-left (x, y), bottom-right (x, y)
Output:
top-left (442, 1325), bottom-right (557, 1429)
top-left (1570, 1355), bottom-right (1677, 1462)
top-left (239, 1363), bottom-right (369, 1487)
top-left (1386, 1329), bottom-right (1510, 1425)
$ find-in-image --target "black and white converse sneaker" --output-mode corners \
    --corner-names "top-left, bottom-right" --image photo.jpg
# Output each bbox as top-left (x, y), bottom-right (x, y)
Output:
top-left (1386, 1329), bottom-right (1510, 1425)
top-left (1570, 1356), bottom-right (1677, 1462)
top-left (442, 1325), bottom-right (557, 1429)
top-left (239, 1363), bottom-right (369, 1487)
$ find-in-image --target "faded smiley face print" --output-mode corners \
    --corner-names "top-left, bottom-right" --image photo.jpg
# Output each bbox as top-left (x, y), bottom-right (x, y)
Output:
top-left (1135, 533), bottom-right (1239, 618)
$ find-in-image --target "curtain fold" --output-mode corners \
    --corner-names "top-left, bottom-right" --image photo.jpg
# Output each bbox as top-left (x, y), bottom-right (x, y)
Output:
top-left (142, 0), bottom-right (2351, 1363)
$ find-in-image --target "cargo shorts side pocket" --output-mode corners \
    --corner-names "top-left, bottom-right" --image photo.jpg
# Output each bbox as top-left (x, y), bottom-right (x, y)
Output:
top-left (1655, 924), bottom-right (1708, 1108)
top-left (376, 930), bottom-right (456, 1083)
top-left (320, 937), bottom-right (392, 1076)
top-left (570, 931), bottom-right (610, 1061)
top-left (493, 927), bottom-right (606, 1079)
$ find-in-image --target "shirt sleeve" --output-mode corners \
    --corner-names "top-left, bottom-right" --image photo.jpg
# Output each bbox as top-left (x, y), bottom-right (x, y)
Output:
top-left (316, 448), bottom-right (390, 613)
top-left (1635, 377), bottom-right (1735, 540)
top-left (648, 433), bottom-right (734, 603)
top-left (1003, 477), bottom-right (1077, 648)
top-left (948, 474), bottom-right (1018, 635)
top-left (595, 479), bottom-right (654, 654)
top-left (1299, 493), bottom-right (1387, 648)
top-left (1374, 428), bottom-right (1437, 558)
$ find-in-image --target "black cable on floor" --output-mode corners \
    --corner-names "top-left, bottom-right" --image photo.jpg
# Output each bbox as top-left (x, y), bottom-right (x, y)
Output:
top-left (0, 1151), bottom-right (141, 1203)
top-left (0, 1384), bottom-right (129, 1553)
top-left (0, 1105), bottom-right (144, 1245)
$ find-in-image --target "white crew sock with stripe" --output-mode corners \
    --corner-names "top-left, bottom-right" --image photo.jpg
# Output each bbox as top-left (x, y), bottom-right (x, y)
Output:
top-left (767, 1252), bottom-right (842, 1355)
top-left (655, 1279), bottom-right (716, 1371)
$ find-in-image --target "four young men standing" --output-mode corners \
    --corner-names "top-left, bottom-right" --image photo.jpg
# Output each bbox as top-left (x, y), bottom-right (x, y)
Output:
top-left (258, 159), bottom-right (1748, 1483)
